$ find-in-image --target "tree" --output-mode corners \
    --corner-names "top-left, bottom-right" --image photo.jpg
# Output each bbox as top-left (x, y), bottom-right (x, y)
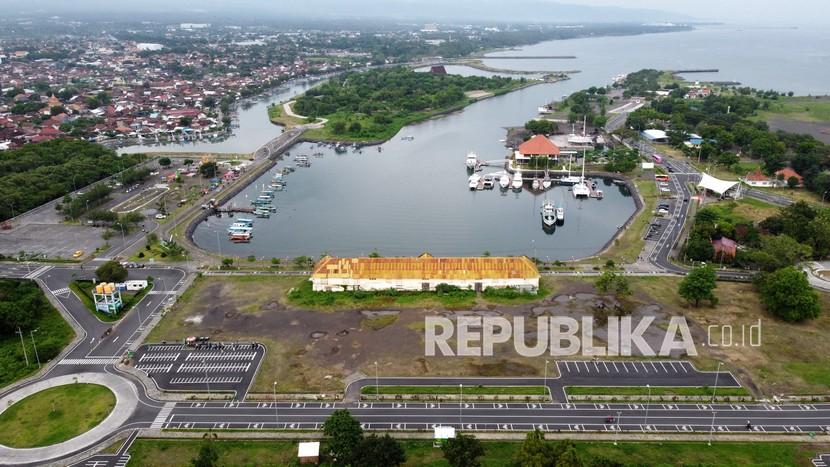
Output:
top-left (95, 260), bottom-right (128, 283)
top-left (184, 159), bottom-right (194, 166)
top-left (200, 162), bottom-right (218, 178)
top-left (323, 409), bottom-right (363, 465)
top-left (524, 119), bottom-right (556, 135)
top-left (595, 271), bottom-right (630, 297)
top-left (787, 176), bottom-right (800, 189)
top-left (158, 157), bottom-right (172, 167)
top-left (442, 434), bottom-right (485, 467)
top-left (757, 267), bottom-right (821, 322)
top-left (555, 445), bottom-right (583, 467)
top-left (354, 434), bottom-right (406, 467)
top-left (678, 265), bottom-right (718, 307)
top-left (515, 429), bottom-right (557, 467)
top-left (332, 121), bottom-right (347, 134)
top-left (348, 121), bottom-right (362, 133)
top-left (191, 434), bottom-right (219, 467)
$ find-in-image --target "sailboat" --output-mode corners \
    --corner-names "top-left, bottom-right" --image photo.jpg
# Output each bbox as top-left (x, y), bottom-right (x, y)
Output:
top-left (532, 178), bottom-right (541, 191)
top-left (572, 149), bottom-right (590, 198)
top-left (559, 153), bottom-right (581, 186)
top-left (541, 200), bottom-right (556, 229)
top-left (542, 156), bottom-right (552, 189)
top-left (512, 171), bottom-right (523, 190)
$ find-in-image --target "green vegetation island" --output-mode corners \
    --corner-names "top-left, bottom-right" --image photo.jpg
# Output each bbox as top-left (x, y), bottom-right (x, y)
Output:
top-left (269, 67), bottom-right (542, 143)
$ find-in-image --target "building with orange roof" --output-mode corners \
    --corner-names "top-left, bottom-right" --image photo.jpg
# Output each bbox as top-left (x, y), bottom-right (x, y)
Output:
top-left (311, 253), bottom-right (540, 293)
top-left (774, 167), bottom-right (803, 187)
top-left (515, 134), bottom-right (560, 164)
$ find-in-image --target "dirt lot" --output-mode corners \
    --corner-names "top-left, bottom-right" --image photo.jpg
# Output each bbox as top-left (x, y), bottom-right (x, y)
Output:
top-left (148, 275), bottom-right (830, 396)
top-left (767, 117), bottom-right (830, 144)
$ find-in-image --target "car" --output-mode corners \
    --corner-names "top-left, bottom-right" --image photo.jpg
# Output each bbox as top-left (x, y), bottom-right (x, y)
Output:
top-left (72, 250), bottom-right (83, 258)
top-left (155, 213), bottom-right (167, 219)
top-left (605, 416), bottom-right (616, 424)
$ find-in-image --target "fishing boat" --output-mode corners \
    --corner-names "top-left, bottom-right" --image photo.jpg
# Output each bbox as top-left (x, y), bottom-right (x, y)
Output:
top-left (468, 174), bottom-right (482, 190)
top-left (230, 232), bottom-right (251, 243)
top-left (512, 171), bottom-right (523, 190)
top-left (541, 200), bottom-right (556, 228)
top-left (236, 218), bottom-right (254, 226)
top-left (499, 174), bottom-right (510, 189)
top-left (254, 210), bottom-right (270, 218)
top-left (482, 174), bottom-right (495, 189)
top-left (595, 190), bottom-right (604, 199)
top-left (466, 152), bottom-right (478, 170)
top-left (555, 206), bottom-right (565, 224)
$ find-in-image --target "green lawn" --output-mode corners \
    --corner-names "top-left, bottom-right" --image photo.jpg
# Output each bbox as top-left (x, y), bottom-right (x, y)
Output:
top-left (361, 385), bottom-right (548, 396)
top-left (598, 177), bottom-right (657, 264)
top-left (566, 386), bottom-right (750, 397)
top-left (0, 383), bottom-right (115, 448)
top-left (287, 280), bottom-right (477, 310)
top-left (125, 438), bottom-right (826, 466)
top-left (0, 280), bottom-right (75, 389)
top-left (69, 279), bottom-right (153, 322)
top-left (754, 96), bottom-right (830, 122)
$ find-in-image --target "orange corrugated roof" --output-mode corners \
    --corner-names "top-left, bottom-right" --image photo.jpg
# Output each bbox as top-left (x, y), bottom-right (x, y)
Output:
top-left (312, 255), bottom-right (540, 281)
top-left (518, 135), bottom-right (560, 156)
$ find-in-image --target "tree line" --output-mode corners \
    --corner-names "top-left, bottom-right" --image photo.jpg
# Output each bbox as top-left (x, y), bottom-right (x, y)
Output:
top-left (0, 139), bottom-right (146, 221)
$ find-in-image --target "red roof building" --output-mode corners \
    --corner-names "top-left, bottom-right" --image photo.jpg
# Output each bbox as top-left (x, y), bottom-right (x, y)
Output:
top-left (517, 135), bottom-right (560, 162)
top-left (775, 167), bottom-right (803, 186)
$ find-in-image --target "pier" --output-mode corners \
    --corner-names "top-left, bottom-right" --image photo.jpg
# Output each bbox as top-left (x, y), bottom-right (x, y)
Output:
top-left (476, 55), bottom-right (577, 59)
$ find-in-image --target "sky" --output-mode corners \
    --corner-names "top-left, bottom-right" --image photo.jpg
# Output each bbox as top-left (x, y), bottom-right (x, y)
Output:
top-left (1, 0), bottom-right (826, 25)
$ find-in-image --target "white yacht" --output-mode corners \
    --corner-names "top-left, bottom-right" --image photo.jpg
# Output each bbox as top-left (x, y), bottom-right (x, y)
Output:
top-left (541, 200), bottom-right (556, 228)
top-left (466, 151), bottom-right (478, 170)
top-left (499, 174), bottom-right (510, 189)
top-left (572, 151), bottom-right (591, 198)
top-left (532, 178), bottom-right (541, 191)
top-left (555, 206), bottom-right (565, 223)
top-left (468, 174), bottom-right (482, 190)
top-left (511, 171), bottom-right (523, 190)
top-left (542, 174), bottom-right (552, 190)
top-left (559, 153), bottom-right (581, 185)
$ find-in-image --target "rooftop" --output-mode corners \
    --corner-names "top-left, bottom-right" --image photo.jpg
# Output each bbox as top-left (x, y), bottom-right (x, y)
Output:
top-left (311, 253), bottom-right (540, 281)
top-left (518, 134), bottom-right (560, 156)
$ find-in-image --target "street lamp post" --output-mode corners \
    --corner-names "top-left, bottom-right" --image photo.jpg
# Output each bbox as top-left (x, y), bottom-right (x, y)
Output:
top-left (708, 410), bottom-right (717, 446)
top-left (823, 190), bottom-right (829, 204)
top-left (30, 329), bottom-right (40, 368)
top-left (273, 381), bottom-right (280, 428)
top-left (543, 360), bottom-right (550, 401)
top-left (711, 362), bottom-right (722, 404)
top-left (374, 361), bottom-right (379, 401)
top-left (644, 384), bottom-right (651, 429)
top-left (119, 224), bottom-right (127, 250)
top-left (202, 358), bottom-right (211, 400)
top-left (15, 327), bottom-right (29, 366)
top-left (459, 384), bottom-right (463, 428)
top-left (614, 410), bottom-right (622, 445)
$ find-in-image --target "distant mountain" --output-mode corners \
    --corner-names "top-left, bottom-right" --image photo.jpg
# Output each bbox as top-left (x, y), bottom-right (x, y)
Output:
top-left (4, 0), bottom-right (694, 24)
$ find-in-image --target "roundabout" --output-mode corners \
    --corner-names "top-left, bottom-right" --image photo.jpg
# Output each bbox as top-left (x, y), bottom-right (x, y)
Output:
top-left (0, 373), bottom-right (138, 466)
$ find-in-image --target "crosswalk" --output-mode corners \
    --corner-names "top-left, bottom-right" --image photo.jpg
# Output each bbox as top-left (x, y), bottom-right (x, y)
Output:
top-left (150, 402), bottom-right (175, 429)
top-left (25, 265), bottom-right (53, 279)
top-left (58, 358), bottom-right (120, 365)
top-left (51, 286), bottom-right (71, 296)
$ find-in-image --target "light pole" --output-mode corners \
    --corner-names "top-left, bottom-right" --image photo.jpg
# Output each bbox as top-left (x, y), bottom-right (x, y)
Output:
top-left (72, 174), bottom-right (78, 193)
top-left (273, 381), bottom-right (280, 428)
top-left (15, 327), bottom-right (29, 366)
top-left (823, 190), bottom-right (829, 204)
top-left (374, 361), bottom-right (379, 401)
top-left (118, 223), bottom-right (127, 250)
top-left (459, 384), bottom-right (463, 428)
top-left (614, 410), bottom-right (622, 445)
top-left (644, 384), bottom-right (651, 429)
top-left (543, 360), bottom-right (550, 401)
top-left (30, 329), bottom-right (40, 368)
top-left (708, 410), bottom-right (717, 446)
top-left (711, 362), bottom-right (722, 404)
top-left (202, 358), bottom-right (211, 400)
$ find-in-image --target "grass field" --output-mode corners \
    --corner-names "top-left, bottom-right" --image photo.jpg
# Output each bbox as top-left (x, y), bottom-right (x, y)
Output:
top-left (267, 103), bottom-right (308, 128)
top-left (69, 279), bottom-right (153, 322)
top-left (287, 279), bottom-right (481, 311)
top-left (754, 96), bottom-right (830, 123)
top-left (566, 386), bottom-right (750, 397)
top-left (124, 438), bottom-right (828, 466)
top-left (361, 385), bottom-right (547, 396)
top-left (628, 276), bottom-right (830, 396)
top-left (597, 177), bottom-right (657, 264)
top-left (702, 197), bottom-right (779, 223)
top-left (0, 384), bottom-right (115, 448)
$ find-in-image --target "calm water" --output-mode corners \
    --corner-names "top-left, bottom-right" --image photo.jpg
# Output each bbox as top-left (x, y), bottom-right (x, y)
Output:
top-left (138, 26), bottom-right (829, 258)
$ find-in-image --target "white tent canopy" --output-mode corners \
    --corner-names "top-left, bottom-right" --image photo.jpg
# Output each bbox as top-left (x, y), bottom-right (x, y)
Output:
top-left (697, 173), bottom-right (740, 196)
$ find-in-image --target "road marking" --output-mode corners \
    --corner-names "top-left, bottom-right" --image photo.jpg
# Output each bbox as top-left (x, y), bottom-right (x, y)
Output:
top-left (58, 358), bottom-right (119, 365)
top-left (150, 403), bottom-right (175, 429)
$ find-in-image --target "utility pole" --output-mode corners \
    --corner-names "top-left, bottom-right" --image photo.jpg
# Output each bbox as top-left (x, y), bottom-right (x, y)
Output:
top-left (543, 360), bottom-right (550, 401)
top-left (459, 384), bottom-right (463, 428)
top-left (30, 329), bottom-right (40, 368)
top-left (374, 361), bottom-right (379, 401)
top-left (16, 327), bottom-right (29, 366)
top-left (272, 381), bottom-right (279, 428)
top-left (708, 410), bottom-right (717, 446)
top-left (711, 361), bottom-right (722, 404)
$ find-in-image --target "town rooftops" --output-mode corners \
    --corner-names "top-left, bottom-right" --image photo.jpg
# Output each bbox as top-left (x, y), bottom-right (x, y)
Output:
top-left (311, 253), bottom-right (540, 281)
top-left (518, 134), bottom-right (560, 156)
top-left (775, 167), bottom-right (803, 184)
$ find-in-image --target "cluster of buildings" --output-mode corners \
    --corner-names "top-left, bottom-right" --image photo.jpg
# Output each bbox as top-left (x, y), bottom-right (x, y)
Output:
top-left (0, 28), bottom-right (364, 150)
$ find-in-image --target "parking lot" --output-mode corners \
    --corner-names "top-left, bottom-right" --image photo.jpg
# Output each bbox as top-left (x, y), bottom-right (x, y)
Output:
top-left (556, 360), bottom-right (741, 388)
top-left (132, 342), bottom-right (264, 398)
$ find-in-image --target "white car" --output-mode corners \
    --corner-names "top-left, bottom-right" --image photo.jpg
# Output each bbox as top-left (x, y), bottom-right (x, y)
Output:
top-left (155, 213), bottom-right (167, 219)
